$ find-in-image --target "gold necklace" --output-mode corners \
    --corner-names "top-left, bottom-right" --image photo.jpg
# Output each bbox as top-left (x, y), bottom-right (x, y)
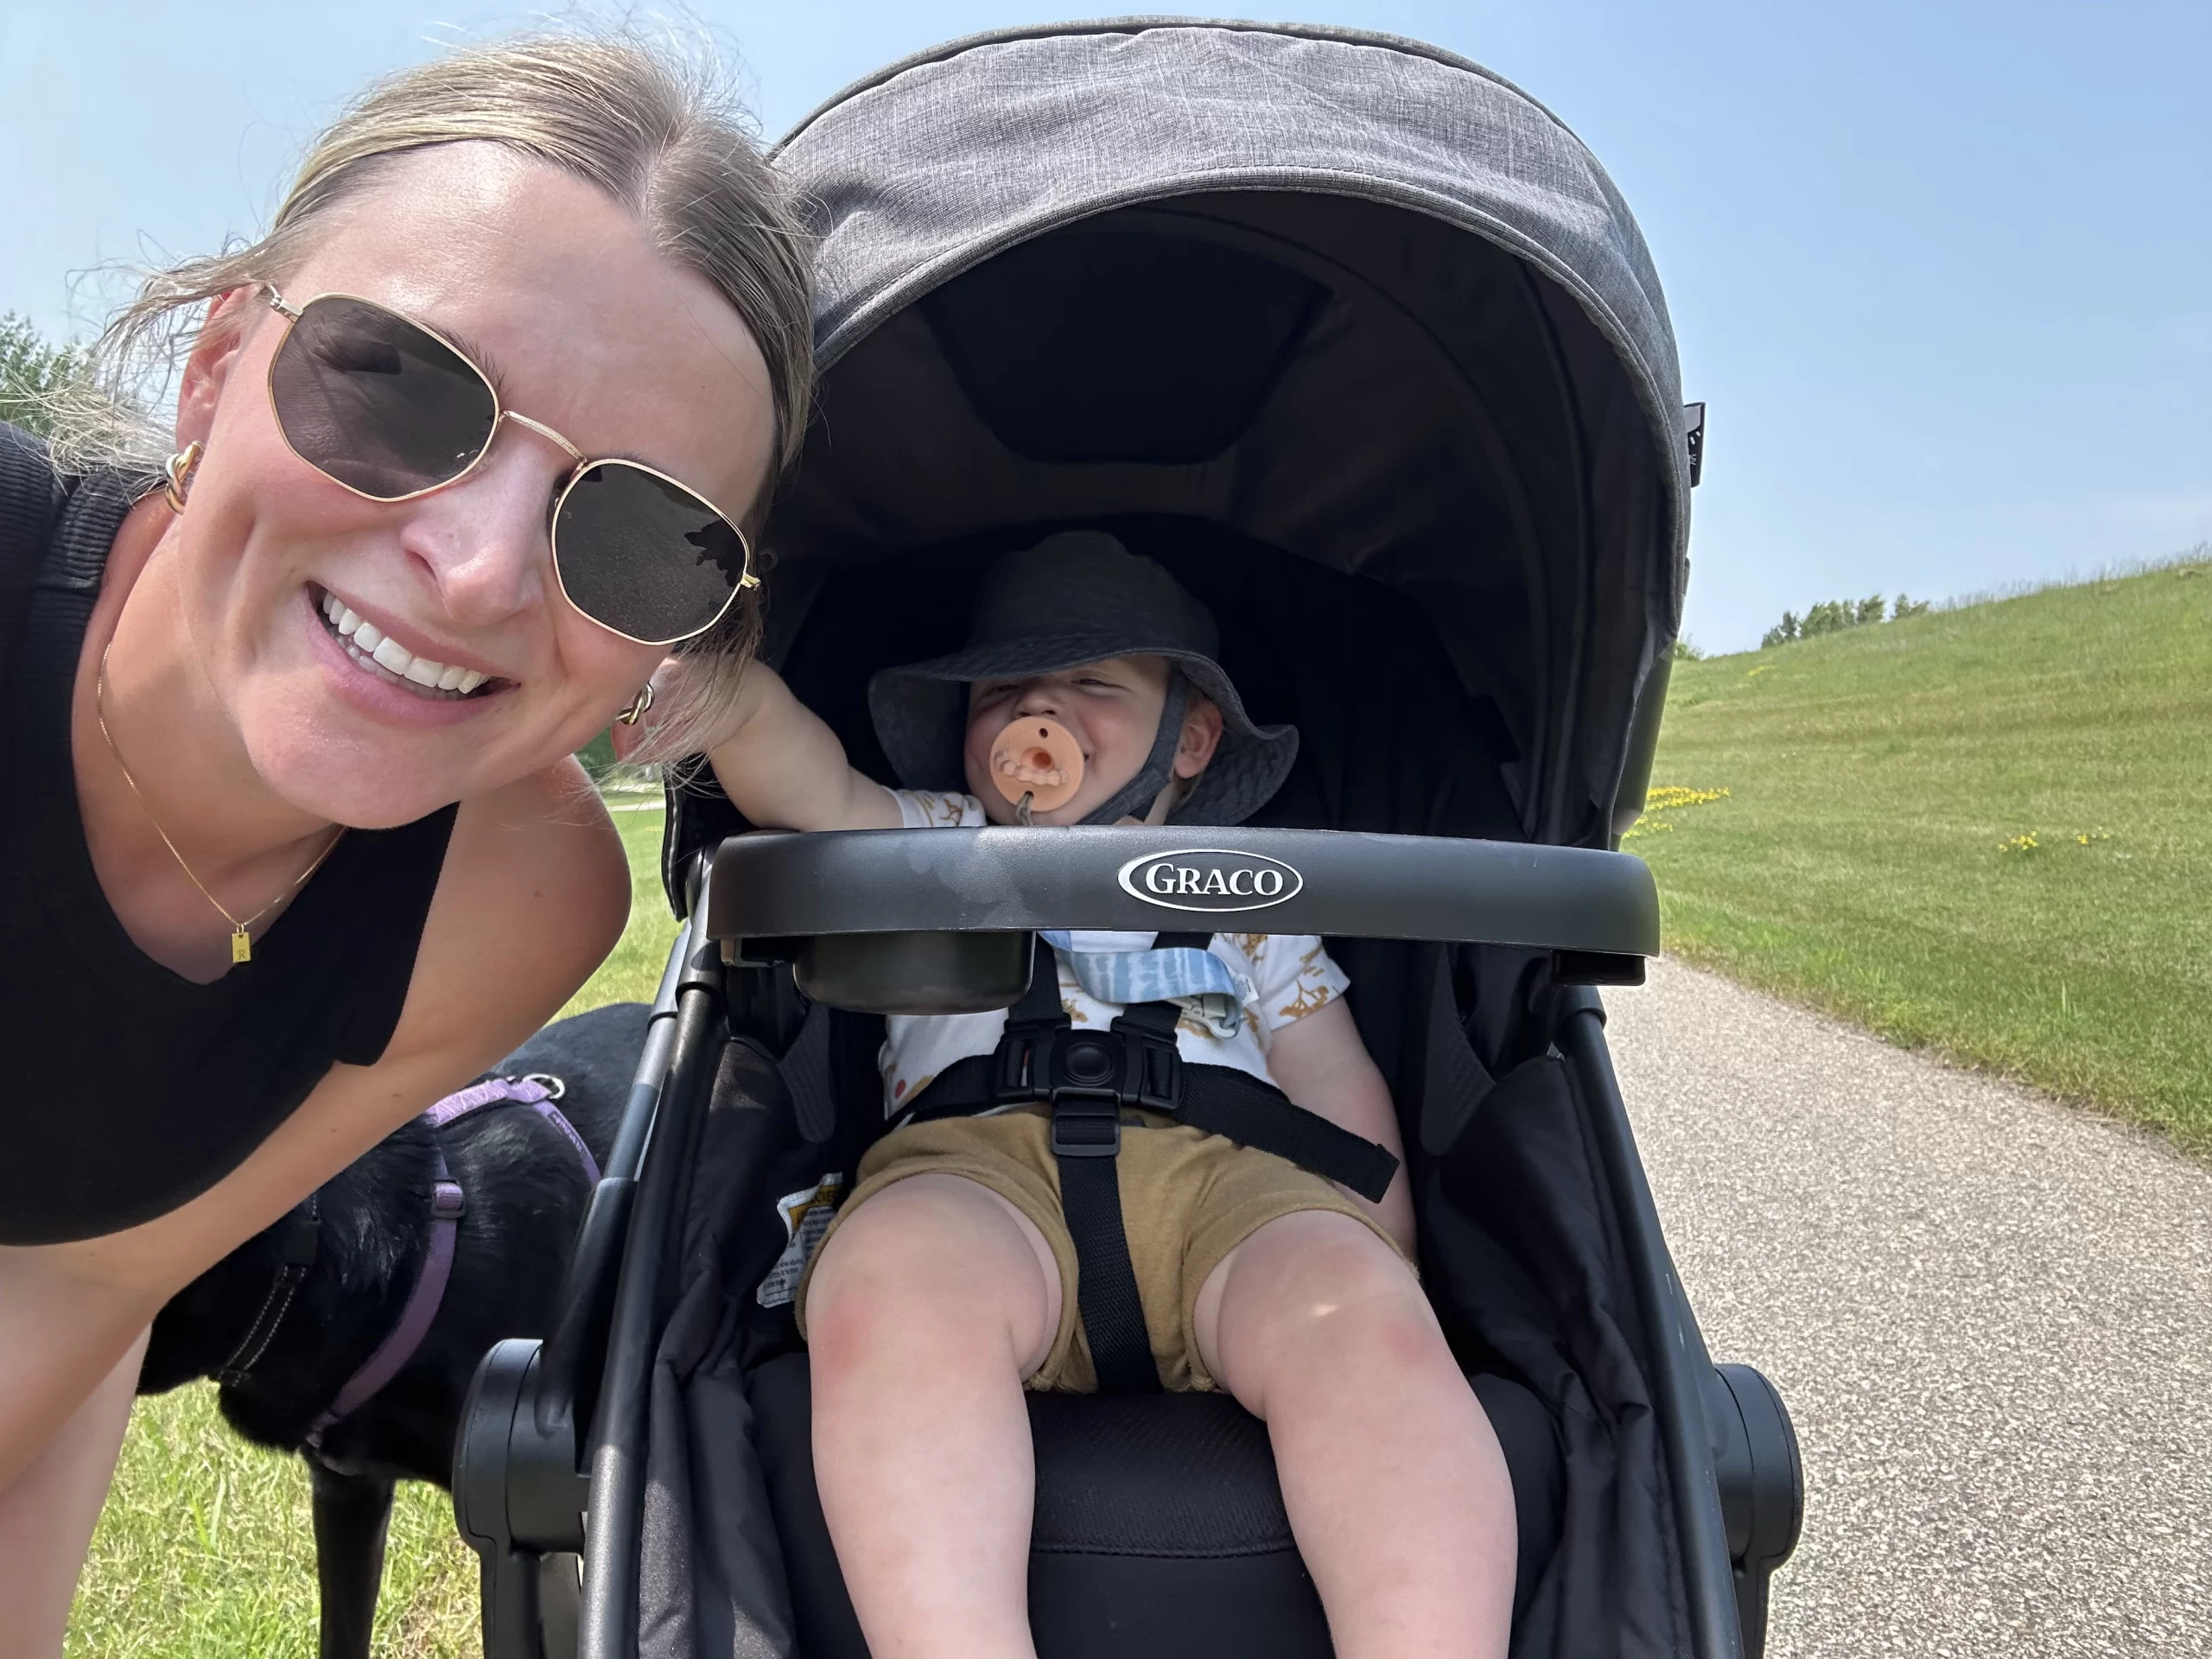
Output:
top-left (93, 645), bottom-right (345, 965)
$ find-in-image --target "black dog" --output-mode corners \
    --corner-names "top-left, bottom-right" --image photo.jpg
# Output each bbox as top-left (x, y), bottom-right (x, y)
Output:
top-left (138, 1001), bottom-right (650, 1659)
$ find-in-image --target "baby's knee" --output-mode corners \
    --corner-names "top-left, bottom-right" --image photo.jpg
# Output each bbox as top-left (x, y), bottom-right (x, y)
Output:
top-left (1216, 1211), bottom-right (1436, 1361)
top-left (807, 1185), bottom-right (964, 1325)
top-left (803, 1175), bottom-right (1058, 1374)
top-left (1274, 1209), bottom-right (1418, 1293)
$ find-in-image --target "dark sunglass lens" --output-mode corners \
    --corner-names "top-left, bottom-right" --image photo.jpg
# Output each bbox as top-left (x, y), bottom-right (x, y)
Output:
top-left (554, 463), bottom-right (747, 643)
top-left (269, 297), bottom-right (498, 499)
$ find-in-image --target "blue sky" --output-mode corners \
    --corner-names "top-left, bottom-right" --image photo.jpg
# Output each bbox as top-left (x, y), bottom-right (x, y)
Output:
top-left (3, 2), bottom-right (2205, 651)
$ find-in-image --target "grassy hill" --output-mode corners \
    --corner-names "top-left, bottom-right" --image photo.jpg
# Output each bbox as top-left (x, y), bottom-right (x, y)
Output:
top-left (1634, 556), bottom-right (2212, 1153)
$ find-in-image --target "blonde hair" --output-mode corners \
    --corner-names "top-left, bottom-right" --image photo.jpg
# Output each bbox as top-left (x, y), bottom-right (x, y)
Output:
top-left (49, 29), bottom-right (814, 755)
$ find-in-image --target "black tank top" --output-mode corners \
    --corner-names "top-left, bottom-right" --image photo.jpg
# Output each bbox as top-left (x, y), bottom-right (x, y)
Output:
top-left (0, 428), bottom-right (456, 1244)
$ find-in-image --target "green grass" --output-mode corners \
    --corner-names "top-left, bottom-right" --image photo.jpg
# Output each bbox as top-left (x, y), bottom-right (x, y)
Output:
top-left (1635, 558), bottom-right (2212, 1152)
top-left (68, 1385), bottom-right (478, 1659)
top-left (73, 804), bottom-right (673, 1657)
top-left (557, 799), bottom-right (682, 1020)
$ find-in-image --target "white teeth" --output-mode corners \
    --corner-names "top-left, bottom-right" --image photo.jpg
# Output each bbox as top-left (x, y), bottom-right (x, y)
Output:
top-left (317, 589), bottom-right (493, 698)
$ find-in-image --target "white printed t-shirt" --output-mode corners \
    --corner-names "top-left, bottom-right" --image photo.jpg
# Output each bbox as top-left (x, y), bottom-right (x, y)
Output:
top-left (879, 790), bottom-right (1351, 1115)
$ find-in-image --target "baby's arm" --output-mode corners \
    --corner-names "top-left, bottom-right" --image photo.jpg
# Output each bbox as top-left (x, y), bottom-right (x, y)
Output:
top-left (701, 662), bottom-right (905, 832)
top-left (1265, 998), bottom-right (1415, 1254)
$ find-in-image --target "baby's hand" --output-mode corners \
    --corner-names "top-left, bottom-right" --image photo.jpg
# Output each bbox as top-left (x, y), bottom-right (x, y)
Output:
top-left (639, 658), bottom-right (901, 832)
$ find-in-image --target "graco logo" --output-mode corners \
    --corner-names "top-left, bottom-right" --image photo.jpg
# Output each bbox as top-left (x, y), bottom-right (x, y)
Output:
top-left (1117, 849), bottom-right (1305, 913)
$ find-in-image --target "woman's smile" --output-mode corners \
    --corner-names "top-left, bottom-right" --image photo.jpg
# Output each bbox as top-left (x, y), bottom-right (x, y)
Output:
top-left (299, 582), bottom-right (517, 729)
top-left (313, 587), bottom-right (501, 698)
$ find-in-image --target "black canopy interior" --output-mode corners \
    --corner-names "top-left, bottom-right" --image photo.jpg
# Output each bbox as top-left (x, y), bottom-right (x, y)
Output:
top-left (695, 187), bottom-right (1676, 863)
top-left (759, 514), bottom-right (1522, 843)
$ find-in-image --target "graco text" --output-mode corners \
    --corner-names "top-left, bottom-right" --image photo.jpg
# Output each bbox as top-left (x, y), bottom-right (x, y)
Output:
top-left (1118, 850), bottom-right (1305, 912)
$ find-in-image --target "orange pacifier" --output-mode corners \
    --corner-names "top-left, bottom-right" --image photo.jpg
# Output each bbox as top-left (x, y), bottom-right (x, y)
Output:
top-left (988, 715), bottom-right (1085, 821)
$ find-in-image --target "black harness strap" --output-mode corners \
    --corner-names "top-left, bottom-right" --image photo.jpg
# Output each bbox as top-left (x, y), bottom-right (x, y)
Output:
top-left (1050, 1097), bottom-right (1157, 1393)
top-left (1103, 992), bottom-right (1398, 1203)
top-left (1179, 1065), bottom-right (1399, 1203)
top-left (917, 978), bottom-right (1398, 1203)
top-left (904, 931), bottom-right (1402, 1394)
top-left (1146, 931), bottom-right (1215, 952)
top-left (214, 1196), bottom-right (321, 1389)
top-left (992, 938), bottom-right (1159, 1392)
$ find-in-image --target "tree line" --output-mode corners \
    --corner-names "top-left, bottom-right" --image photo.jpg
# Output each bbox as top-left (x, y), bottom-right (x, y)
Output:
top-left (0, 312), bottom-right (89, 439)
top-left (1761, 593), bottom-right (1929, 649)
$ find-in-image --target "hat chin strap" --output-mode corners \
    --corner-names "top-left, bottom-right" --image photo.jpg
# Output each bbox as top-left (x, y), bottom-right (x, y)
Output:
top-left (1080, 671), bottom-right (1192, 826)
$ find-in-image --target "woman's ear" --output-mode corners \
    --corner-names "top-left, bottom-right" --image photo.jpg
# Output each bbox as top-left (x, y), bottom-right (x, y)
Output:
top-left (1172, 696), bottom-right (1225, 779)
top-left (172, 287), bottom-right (262, 451)
top-left (607, 655), bottom-right (688, 762)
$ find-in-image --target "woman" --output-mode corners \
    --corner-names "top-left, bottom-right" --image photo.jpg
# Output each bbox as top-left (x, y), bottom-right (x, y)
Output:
top-left (0, 34), bottom-right (810, 1645)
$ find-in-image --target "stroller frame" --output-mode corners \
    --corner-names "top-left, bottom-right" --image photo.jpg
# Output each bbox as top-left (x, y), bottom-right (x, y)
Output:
top-left (457, 835), bottom-right (1801, 1659)
top-left (456, 19), bottom-right (1809, 1655)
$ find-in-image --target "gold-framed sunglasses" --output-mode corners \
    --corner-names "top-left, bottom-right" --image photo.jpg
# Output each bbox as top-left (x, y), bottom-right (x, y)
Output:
top-left (259, 286), bottom-right (757, 647)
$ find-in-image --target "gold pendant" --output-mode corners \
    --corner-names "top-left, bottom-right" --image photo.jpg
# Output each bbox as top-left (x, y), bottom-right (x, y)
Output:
top-left (232, 926), bottom-right (252, 965)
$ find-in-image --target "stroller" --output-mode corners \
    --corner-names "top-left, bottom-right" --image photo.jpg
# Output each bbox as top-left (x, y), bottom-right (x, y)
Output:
top-left (454, 20), bottom-right (1802, 1659)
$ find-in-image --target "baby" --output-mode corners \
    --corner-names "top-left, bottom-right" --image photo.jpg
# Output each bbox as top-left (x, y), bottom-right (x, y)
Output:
top-left (690, 532), bottom-right (1514, 1658)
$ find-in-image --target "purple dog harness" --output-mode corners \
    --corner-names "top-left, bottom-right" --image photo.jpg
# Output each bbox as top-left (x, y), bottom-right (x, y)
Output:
top-left (293, 1074), bottom-right (599, 1450)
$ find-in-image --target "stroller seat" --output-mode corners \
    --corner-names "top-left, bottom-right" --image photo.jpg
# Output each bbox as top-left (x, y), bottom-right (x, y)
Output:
top-left (750, 1351), bottom-right (1563, 1659)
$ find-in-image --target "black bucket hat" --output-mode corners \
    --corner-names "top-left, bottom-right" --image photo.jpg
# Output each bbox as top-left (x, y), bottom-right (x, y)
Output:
top-left (868, 532), bottom-right (1299, 825)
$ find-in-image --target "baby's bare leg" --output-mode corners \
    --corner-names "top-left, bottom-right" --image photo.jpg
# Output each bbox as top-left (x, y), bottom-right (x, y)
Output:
top-left (1194, 1211), bottom-right (1516, 1659)
top-left (804, 1173), bottom-right (1063, 1659)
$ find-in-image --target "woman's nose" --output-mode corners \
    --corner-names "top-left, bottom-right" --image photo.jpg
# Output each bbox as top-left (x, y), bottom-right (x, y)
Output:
top-left (399, 445), bottom-right (560, 626)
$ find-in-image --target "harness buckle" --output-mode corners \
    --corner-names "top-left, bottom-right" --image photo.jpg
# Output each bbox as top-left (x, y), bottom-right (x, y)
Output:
top-left (1109, 1014), bottom-right (1184, 1116)
top-left (1049, 1093), bottom-right (1123, 1159)
top-left (994, 1017), bottom-right (1064, 1102)
top-left (431, 1179), bottom-right (467, 1222)
top-left (998, 1022), bottom-right (1185, 1118)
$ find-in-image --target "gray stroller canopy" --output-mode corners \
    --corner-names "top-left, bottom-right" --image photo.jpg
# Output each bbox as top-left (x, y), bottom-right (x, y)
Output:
top-left (763, 18), bottom-right (1692, 847)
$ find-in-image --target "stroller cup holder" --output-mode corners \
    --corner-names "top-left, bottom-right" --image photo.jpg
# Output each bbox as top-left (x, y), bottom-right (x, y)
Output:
top-left (790, 929), bottom-right (1032, 1015)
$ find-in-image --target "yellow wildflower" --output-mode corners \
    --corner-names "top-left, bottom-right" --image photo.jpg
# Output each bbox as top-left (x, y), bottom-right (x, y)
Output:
top-left (1644, 785), bottom-right (1731, 811)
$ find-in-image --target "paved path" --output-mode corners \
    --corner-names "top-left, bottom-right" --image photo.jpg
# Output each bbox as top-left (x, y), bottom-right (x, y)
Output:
top-left (1605, 959), bottom-right (2212, 1657)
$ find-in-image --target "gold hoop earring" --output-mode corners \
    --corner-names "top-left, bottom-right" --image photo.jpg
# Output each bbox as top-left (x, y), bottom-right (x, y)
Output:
top-left (162, 442), bottom-right (204, 513)
top-left (615, 682), bottom-right (656, 726)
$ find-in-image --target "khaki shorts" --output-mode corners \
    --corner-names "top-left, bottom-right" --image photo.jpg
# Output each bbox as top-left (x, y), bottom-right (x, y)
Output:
top-left (796, 1105), bottom-right (1406, 1392)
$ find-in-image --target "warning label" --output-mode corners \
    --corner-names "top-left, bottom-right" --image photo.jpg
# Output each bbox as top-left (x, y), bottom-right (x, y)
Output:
top-left (757, 1173), bottom-right (846, 1308)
